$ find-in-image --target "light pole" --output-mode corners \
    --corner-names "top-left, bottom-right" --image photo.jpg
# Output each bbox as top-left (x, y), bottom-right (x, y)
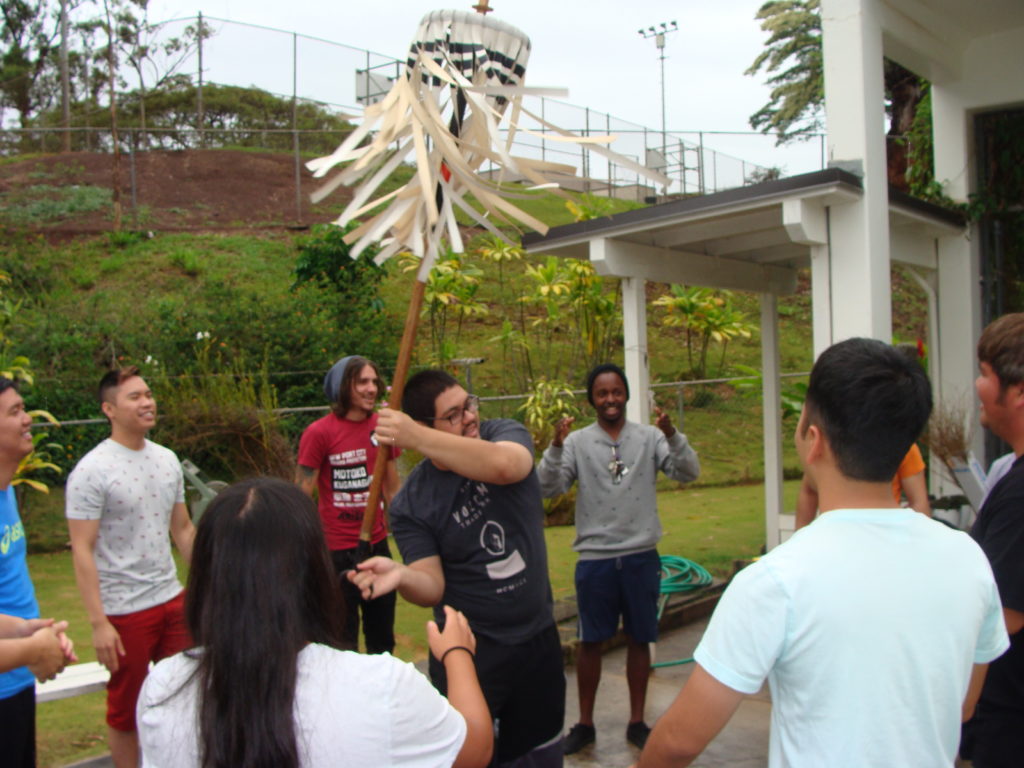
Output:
top-left (638, 21), bottom-right (678, 177)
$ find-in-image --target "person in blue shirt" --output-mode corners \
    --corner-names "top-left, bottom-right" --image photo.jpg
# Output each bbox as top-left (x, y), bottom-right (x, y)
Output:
top-left (0, 377), bottom-right (76, 768)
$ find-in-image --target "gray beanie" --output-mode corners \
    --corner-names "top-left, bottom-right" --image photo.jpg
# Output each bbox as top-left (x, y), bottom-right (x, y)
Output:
top-left (323, 356), bottom-right (356, 403)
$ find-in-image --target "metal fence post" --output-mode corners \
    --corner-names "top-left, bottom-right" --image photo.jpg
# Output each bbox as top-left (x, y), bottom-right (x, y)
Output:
top-left (60, 0), bottom-right (71, 153)
top-left (583, 107), bottom-right (590, 193)
top-left (677, 384), bottom-right (685, 431)
top-left (129, 128), bottom-right (138, 225)
top-left (679, 139), bottom-right (684, 195)
top-left (698, 131), bottom-right (705, 194)
top-left (712, 146), bottom-right (717, 193)
top-left (293, 31), bottom-right (302, 222)
top-left (606, 111), bottom-right (612, 195)
top-left (197, 12), bottom-right (205, 149)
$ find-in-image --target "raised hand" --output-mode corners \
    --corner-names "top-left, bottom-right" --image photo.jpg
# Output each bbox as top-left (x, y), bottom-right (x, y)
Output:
top-left (654, 406), bottom-right (675, 438)
top-left (552, 416), bottom-right (575, 447)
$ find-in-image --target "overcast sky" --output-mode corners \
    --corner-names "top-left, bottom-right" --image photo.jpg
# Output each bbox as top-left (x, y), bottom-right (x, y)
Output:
top-left (146, 0), bottom-right (823, 174)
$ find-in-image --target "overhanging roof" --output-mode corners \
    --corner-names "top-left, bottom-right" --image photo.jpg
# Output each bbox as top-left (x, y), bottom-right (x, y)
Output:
top-left (522, 169), bottom-right (966, 295)
top-left (881, 0), bottom-right (1023, 83)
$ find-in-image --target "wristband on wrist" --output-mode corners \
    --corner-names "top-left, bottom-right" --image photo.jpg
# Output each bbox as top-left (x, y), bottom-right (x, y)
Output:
top-left (440, 645), bottom-right (474, 665)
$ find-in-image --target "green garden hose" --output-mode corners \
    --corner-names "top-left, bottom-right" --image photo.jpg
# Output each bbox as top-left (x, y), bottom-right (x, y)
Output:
top-left (651, 554), bottom-right (713, 669)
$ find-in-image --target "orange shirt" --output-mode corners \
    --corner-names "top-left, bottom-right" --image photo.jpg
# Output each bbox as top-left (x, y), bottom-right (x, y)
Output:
top-left (892, 444), bottom-right (925, 502)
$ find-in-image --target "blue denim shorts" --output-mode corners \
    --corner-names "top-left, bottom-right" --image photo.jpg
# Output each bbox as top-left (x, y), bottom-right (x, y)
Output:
top-left (575, 549), bottom-right (661, 643)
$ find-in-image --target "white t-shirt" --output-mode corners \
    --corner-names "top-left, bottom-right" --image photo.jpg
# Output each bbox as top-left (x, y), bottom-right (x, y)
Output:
top-left (65, 438), bottom-right (186, 615)
top-left (982, 452), bottom-right (1016, 504)
top-left (137, 643), bottom-right (467, 768)
top-left (695, 508), bottom-right (1009, 768)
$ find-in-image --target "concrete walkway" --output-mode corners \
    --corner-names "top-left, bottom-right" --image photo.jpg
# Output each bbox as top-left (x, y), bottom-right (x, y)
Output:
top-left (563, 615), bottom-right (770, 768)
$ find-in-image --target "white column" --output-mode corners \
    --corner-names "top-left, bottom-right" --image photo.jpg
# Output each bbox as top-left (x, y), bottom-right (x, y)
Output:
top-left (936, 233), bottom-right (983, 464)
top-left (809, 243), bottom-right (833, 358)
top-left (905, 265), bottom-right (955, 497)
top-left (820, 0), bottom-right (892, 342)
top-left (761, 293), bottom-right (785, 549)
top-left (931, 77), bottom-right (984, 467)
top-left (621, 275), bottom-right (650, 425)
top-left (782, 198), bottom-right (833, 358)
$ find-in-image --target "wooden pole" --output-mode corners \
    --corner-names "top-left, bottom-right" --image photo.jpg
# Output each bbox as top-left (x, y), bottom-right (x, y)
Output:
top-left (357, 278), bottom-right (426, 555)
top-left (358, 0), bottom-right (492, 554)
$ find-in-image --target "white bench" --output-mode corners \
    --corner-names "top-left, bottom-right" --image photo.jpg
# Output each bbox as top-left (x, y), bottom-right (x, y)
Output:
top-left (36, 661), bottom-right (109, 703)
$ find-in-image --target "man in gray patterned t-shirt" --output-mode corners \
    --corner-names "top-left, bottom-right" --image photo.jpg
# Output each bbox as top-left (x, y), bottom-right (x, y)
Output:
top-left (66, 366), bottom-right (195, 768)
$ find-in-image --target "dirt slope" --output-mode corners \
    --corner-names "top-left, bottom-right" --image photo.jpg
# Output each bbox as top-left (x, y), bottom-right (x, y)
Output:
top-left (0, 149), bottom-right (350, 232)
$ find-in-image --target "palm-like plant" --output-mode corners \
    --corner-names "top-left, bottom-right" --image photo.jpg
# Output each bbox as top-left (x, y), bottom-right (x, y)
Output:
top-left (519, 378), bottom-right (580, 451)
top-left (14, 410), bottom-right (63, 493)
top-left (654, 285), bottom-right (756, 378)
top-left (473, 234), bottom-right (524, 304)
top-left (402, 249), bottom-right (488, 366)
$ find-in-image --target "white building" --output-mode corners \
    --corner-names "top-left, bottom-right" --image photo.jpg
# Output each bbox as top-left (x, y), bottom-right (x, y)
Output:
top-left (523, 0), bottom-right (1024, 548)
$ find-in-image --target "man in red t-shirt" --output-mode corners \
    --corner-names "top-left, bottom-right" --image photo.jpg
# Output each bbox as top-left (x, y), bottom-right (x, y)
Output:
top-left (297, 356), bottom-right (400, 653)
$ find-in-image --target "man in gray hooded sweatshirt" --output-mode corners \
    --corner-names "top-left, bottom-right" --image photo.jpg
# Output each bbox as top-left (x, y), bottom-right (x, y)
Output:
top-left (538, 363), bottom-right (700, 755)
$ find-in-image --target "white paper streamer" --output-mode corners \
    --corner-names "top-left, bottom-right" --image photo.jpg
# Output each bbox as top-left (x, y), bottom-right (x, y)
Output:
top-left (309, 8), bottom-right (669, 273)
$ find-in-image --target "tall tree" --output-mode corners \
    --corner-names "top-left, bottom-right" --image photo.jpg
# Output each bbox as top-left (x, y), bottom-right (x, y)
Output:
top-left (101, 0), bottom-right (121, 229)
top-left (111, 0), bottom-right (209, 145)
top-left (1, 0), bottom-right (60, 127)
top-left (746, 0), bottom-right (926, 190)
top-left (745, 0), bottom-right (823, 144)
top-left (882, 58), bottom-right (925, 190)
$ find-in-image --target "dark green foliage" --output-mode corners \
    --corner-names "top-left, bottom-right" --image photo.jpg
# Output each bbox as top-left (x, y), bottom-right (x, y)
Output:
top-left (29, 79), bottom-right (354, 154)
top-left (292, 222), bottom-right (386, 312)
top-left (152, 344), bottom-right (294, 481)
top-left (290, 222), bottom-right (397, 392)
top-left (4, 230), bottom-right (399, 474)
top-left (905, 85), bottom-right (943, 201)
top-left (22, 380), bottom-right (108, 478)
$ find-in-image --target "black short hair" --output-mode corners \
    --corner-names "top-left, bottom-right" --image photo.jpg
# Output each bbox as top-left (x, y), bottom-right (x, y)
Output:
top-left (98, 365), bottom-right (141, 407)
top-left (0, 377), bottom-right (18, 396)
top-left (402, 369), bottom-right (459, 424)
top-left (803, 338), bottom-right (932, 482)
top-left (586, 363), bottom-right (629, 407)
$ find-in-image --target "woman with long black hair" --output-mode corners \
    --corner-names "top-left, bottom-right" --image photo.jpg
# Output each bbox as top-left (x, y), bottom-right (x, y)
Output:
top-left (136, 477), bottom-right (491, 768)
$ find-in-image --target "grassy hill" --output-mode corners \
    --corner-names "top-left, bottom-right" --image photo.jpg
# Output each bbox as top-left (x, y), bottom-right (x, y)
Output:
top-left (2, 149), bottom-right (930, 514)
top-left (3, 148), bottom-right (931, 767)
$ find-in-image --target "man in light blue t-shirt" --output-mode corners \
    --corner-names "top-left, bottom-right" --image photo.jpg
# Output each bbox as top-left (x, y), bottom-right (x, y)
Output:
top-left (638, 338), bottom-right (1010, 768)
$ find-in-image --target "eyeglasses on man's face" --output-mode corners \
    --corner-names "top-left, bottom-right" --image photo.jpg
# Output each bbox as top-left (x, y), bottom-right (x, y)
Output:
top-left (428, 394), bottom-right (481, 427)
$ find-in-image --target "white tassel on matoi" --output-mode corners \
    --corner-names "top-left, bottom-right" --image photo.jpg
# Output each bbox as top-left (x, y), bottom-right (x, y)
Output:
top-left (307, 9), bottom-right (670, 280)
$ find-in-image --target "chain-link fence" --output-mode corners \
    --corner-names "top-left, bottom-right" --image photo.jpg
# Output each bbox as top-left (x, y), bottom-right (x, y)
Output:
top-left (28, 371), bottom-right (808, 492)
top-left (3, 14), bottom-right (825, 202)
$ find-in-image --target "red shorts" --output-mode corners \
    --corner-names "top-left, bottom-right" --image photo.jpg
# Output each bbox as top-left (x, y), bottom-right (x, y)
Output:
top-left (106, 592), bottom-right (191, 731)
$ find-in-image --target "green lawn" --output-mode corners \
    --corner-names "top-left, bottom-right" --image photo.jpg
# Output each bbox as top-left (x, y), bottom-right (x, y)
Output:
top-left (30, 479), bottom-right (799, 767)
